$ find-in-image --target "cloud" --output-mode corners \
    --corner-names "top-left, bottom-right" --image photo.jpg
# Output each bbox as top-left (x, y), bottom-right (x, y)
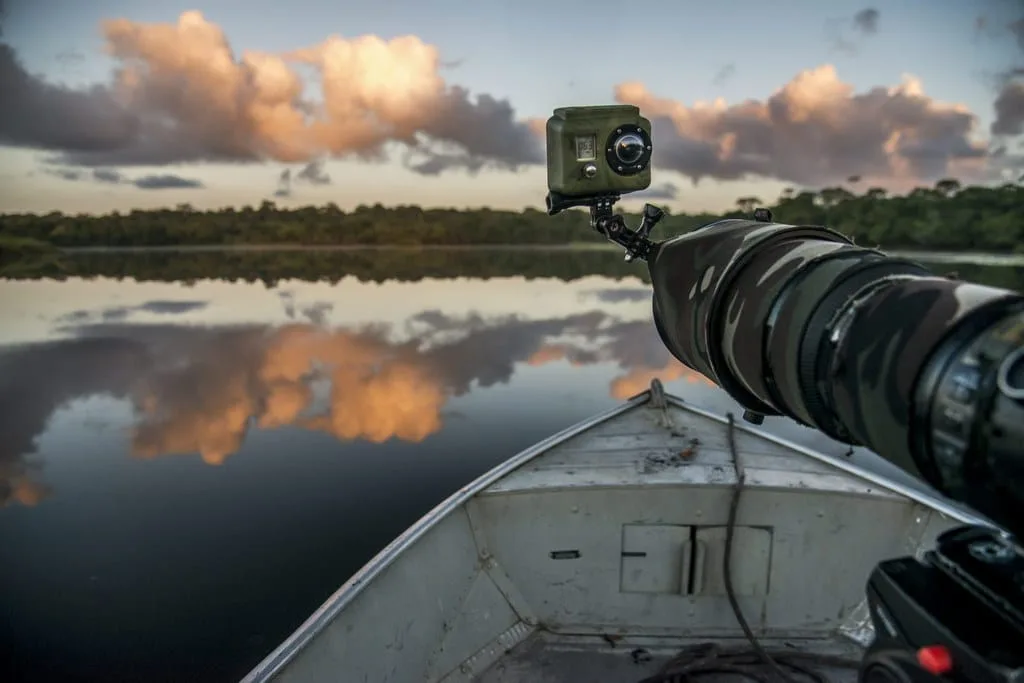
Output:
top-left (5, 8), bottom-right (1016, 192)
top-left (93, 168), bottom-right (124, 183)
top-left (583, 288), bottom-right (651, 304)
top-left (295, 159), bottom-right (331, 185)
top-left (132, 174), bottom-right (204, 190)
top-left (59, 300), bottom-right (210, 323)
top-left (274, 168), bottom-right (292, 198)
top-left (0, 43), bottom-right (140, 154)
top-left (993, 81), bottom-right (1024, 136)
top-left (974, 15), bottom-right (988, 42)
top-left (300, 302), bottom-right (334, 326)
top-left (42, 164), bottom-right (203, 189)
top-left (1011, 17), bottom-right (1024, 52)
top-left (398, 87), bottom-right (544, 174)
top-left (44, 167), bottom-right (84, 181)
top-left (629, 181), bottom-right (680, 201)
top-left (1, 307), bottom-right (717, 501)
top-left (853, 8), bottom-right (880, 35)
top-left (614, 65), bottom-right (990, 188)
top-left (128, 300), bottom-right (209, 315)
top-left (125, 324), bottom-right (450, 461)
top-left (826, 8), bottom-right (880, 54)
top-left (269, 158), bottom-right (331, 198)
top-left (712, 63), bottom-right (736, 86)
top-left (991, 16), bottom-right (1024, 138)
top-left (403, 150), bottom-right (487, 176)
top-left (278, 289), bottom-right (297, 318)
top-left (0, 335), bottom-right (152, 507)
top-left (0, 11), bottom-right (541, 174)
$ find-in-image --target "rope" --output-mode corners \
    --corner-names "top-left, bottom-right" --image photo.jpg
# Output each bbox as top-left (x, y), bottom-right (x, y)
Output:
top-left (634, 413), bottom-right (861, 683)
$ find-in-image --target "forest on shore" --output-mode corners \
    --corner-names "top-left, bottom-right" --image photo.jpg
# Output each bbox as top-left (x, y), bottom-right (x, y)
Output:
top-left (4, 246), bottom-right (1021, 292)
top-left (1, 179), bottom-right (1022, 255)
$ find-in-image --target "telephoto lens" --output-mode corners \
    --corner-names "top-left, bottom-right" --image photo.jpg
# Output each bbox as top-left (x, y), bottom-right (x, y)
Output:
top-left (647, 218), bottom-right (1024, 536)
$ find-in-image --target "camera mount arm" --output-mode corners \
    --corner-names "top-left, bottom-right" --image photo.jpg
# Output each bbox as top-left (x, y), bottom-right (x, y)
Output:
top-left (545, 191), bottom-right (664, 262)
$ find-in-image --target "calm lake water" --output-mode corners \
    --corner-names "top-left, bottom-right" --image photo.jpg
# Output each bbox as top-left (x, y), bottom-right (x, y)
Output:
top-left (0, 249), bottom-right (1019, 682)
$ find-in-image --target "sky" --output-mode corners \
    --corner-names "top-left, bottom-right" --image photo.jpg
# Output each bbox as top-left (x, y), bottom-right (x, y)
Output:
top-left (0, 0), bottom-right (1022, 215)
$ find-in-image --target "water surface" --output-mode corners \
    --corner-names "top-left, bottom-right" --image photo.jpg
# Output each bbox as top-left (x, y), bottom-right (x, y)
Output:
top-left (0, 250), bottom-right (1017, 682)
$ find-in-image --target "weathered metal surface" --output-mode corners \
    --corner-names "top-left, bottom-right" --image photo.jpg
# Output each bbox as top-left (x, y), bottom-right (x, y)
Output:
top-left (241, 385), bottom-right (982, 683)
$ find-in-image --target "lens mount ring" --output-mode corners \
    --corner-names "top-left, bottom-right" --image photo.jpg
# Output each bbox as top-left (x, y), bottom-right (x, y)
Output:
top-left (996, 345), bottom-right (1024, 400)
top-left (605, 125), bottom-right (652, 176)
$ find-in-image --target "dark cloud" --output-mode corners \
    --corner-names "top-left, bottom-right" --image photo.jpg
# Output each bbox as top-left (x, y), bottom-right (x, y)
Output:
top-left (18, 308), bottom-right (677, 473)
top-left (273, 158), bottom-right (331, 197)
top-left (420, 310), bottom-right (608, 394)
top-left (92, 168), bottom-right (124, 183)
top-left (599, 319), bottom-right (675, 371)
top-left (993, 81), bottom-right (1024, 136)
top-left (826, 8), bottom-right (880, 54)
top-left (0, 336), bottom-right (151, 506)
top-left (629, 182), bottom-right (680, 201)
top-left (974, 15), bottom-right (990, 41)
top-left (404, 150), bottom-right (487, 176)
top-left (0, 12), bottom-right (539, 174)
top-left (712, 63), bottom-right (736, 86)
top-left (616, 66), bottom-right (990, 187)
top-left (44, 167), bottom-right (83, 181)
top-left (278, 290), bottom-right (296, 319)
top-left (300, 302), bottom-right (334, 326)
top-left (408, 309), bottom-right (485, 333)
top-left (58, 310), bottom-right (92, 323)
top-left (0, 44), bottom-right (140, 155)
top-left (295, 159), bottom-right (331, 185)
top-left (404, 88), bottom-right (543, 175)
top-left (58, 300), bottom-right (210, 324)
top-left (583, 288), bottom-right (651, 304)
top-left (991, 16), bottom-right (1024, 138)
top-left (131, 300), bottom-right (209, 315)
top-left (853, 8), bottom-right (880, 34)
top-left (132, 174), bottom-right (204, 190)
top-left (1011, 17), bottom-right (1024, 52)
top-left (272, 168), bottom-right (292, 198)
top-left (42, 165), bottom-right (201, 189)
top-left (6, 297), bottom-right (877, 504)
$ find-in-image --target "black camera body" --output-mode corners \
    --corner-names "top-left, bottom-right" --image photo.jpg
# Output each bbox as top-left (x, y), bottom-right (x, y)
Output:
top-left (862, 526), bottom-right (1024, 683)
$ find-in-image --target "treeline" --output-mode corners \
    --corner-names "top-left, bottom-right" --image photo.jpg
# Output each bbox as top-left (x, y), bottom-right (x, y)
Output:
top-left (1, 248), bottom-right (648, 285)
top-left (5, 248), bottom-right (1023, 292)
top-left (0, 179), bottom-right (1022, 252)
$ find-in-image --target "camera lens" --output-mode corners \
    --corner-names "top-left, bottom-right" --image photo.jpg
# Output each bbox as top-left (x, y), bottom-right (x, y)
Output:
top-left (613, 133), bottom-right (645, 165)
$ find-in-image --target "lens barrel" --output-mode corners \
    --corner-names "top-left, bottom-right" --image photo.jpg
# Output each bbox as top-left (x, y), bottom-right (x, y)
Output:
top-left (648, 219), bottom-right (1024, 535)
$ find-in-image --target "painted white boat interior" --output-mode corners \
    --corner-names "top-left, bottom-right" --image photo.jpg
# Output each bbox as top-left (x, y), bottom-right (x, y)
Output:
top-left (244, 384), bottom-right (979, 683)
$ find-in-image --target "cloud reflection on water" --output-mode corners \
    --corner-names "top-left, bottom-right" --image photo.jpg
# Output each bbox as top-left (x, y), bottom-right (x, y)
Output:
top-left (0, 306), bottom-right (711, 505)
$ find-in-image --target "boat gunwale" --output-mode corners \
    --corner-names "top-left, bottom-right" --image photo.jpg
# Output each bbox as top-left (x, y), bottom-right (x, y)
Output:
top-left (662, 395), bottom-right (990, 528)
top-left (240, 389), bottom-right (990, 682)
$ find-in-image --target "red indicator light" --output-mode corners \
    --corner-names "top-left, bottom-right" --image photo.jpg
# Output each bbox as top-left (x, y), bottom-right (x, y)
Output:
top-left (916, 645), bottom-right (953, 675)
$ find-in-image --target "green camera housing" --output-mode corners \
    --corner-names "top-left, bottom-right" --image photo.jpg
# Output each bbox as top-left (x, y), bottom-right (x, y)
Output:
top-left (546, 105), bottom-right (653, 198)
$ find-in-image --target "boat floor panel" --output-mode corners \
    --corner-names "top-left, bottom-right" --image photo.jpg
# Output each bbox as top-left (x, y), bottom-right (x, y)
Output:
top-left (475, 633), bottom-right (863, 683)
